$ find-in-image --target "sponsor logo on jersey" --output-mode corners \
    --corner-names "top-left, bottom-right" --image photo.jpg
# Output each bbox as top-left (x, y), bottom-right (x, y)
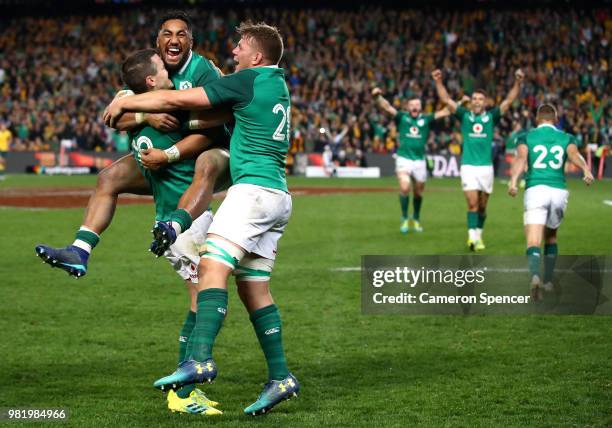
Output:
top-left (217, 307), bottom-right (227, 315)
top-left (472, 123), bottom-right (484, 134)
top-left (409, 126), bottom-right (420, 136)
top-left (179, 81), bottom-right (192, 90)
top-left (265, 327), bottom-right (280, 335)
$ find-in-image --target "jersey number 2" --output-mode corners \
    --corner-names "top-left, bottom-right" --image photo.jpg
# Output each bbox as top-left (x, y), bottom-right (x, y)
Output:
top-left (273, 103), bottom-right (291, 142)
top-left (533, 145), bottom-right (563, 169)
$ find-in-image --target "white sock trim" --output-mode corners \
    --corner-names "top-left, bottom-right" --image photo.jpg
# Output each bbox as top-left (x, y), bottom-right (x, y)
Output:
top-left (73, 239), bottom-right (92, 254)
top-left (79, 226), bottom-right (100, 238)
top-left (170, 221), bottom-right (183, 235)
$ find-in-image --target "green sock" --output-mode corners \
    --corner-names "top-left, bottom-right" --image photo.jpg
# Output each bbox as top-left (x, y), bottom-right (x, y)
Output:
top-left (185, 288), bottom-right (228, 362)
top-left (74, 227), bottom-right (100, 251)
top-left (399, 194), bottom-right (409, 219)
top-left (170, 209), bottom-right (193, 233)
top-left (175, 310), bottom-right (197, 399)
top-left (543, 244), bottom-right (558, 283)
top-left (178, 311), bottom-right (196, 364)
top-left (526, 247), bottom-right (541, 278)
top-left (467, 212), bottom-right (479, 230)
top-left (250, 304), bottom-right (290, 381)
top-left (413, 197), bottom-right (422, 221)
top-left (477, 212), bottom-right (487, 229)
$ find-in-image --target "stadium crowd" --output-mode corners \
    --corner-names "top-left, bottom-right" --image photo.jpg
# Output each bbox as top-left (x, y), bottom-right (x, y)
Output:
top-left (0, 7), bottom-right (610, 164)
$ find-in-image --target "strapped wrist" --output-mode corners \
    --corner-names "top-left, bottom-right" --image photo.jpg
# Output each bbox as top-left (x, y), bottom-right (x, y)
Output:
top-left (164, 145), bottom-right (180, 163)
top-left (135, 112), bottom-right (145, 124)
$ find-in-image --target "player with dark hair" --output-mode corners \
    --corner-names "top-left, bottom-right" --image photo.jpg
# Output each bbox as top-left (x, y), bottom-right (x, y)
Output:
top-left (371, 89), bottom-right (467, 233)
top-left (432, 68), bottom-right (524, 251)
top-left (508, 104), bottom-right (593, 299)
top-left (35, 11), bottom-right (231, 276)
top-left (105, 21), bottom-right (299, 416)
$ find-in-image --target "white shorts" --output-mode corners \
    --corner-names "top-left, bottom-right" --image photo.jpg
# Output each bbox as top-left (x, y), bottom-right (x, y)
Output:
top-left (164, 210), bottom-right (214, 284)
top-left (208, 183), bottom-right (292, 261)
top-left (396, 156), bottom-right (427, 183)
top-left (523, 185), bottom-right (569, 229)
top-left (460, 165), bottom-right (494, 193)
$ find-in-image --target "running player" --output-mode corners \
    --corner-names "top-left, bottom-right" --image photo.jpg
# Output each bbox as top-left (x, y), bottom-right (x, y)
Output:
top-left (432, 68), bottom-right (525, 251)
top-left (508, 104), bottom-right (593, 299)
top-left (371, 88), bottom-right (466, 233)
top-left (35, 11), bottom-right (230, 276)
top-left (104, 21), bottom-right (298, 416)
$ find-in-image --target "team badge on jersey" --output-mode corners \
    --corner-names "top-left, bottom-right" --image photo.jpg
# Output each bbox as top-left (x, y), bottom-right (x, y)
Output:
top-left (472, 123), bottom-right (484, 134)
top-left (482, 115), bottom-right (490, 123)
top-left (417, 119), bottom-right (425, 127)
top-left (179, 81), bottom-right (192, 90)
top-left (133, 136), bottom-right (153, 152)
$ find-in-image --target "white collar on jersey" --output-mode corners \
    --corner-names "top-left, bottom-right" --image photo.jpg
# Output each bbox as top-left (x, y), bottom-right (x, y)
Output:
top-left (262, 64), bottom-right (279, 68)
top-left (177, 51), bottom-right (193, 75)
top-left (537, 123), bottom-right (558, 130)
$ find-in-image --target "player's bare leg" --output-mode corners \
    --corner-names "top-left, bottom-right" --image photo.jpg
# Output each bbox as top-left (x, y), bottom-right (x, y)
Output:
top-left (151, 149), bottom-right (230, 256)
top-left (398, 172), bottom-right (411, 233)
top-left (525, 223), bottom-right (545, 300)
top-left (464, 190), bottom-right (480, 250)
top-left (36, 155), bottom-right (150, 277)
top-left (410, 180), bottom-right (425, 232)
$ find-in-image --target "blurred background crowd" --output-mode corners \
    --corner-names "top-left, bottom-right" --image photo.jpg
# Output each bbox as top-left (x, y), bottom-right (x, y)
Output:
top-left (0, 4), bottom-right (610, 167)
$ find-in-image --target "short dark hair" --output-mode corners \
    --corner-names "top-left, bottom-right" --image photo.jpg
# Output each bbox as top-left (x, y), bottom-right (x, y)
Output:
top-left (121, 49), bottom-right (158, 94)
top-left (158, 10), bottom-right (193, 33)
top-left (472, 88), bottom-right (488, 98)
top-left (536, 104), bottom-right (558, 122)
top-left (237, 21), bottom-right (284, 64)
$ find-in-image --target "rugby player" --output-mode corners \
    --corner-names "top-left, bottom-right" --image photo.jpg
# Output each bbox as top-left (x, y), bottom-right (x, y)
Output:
top-left (104, 21), bottom-right (299, 416)
top-left (508, 104), bottom-right (593, 299)
top-left (432, 68), bottom-right (524, 251)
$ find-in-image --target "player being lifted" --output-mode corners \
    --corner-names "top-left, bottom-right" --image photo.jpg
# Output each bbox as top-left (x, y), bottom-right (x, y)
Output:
top-left (104, 21), bottom-right (299, 416)
top-left (508, 104), bottom-right (593, 299)
top-left (432, 68), bottom-right (524, 251)
top-left (35, 11), bottom-right (230, 276)
top-left (371, 88), bottom-right (466, 233)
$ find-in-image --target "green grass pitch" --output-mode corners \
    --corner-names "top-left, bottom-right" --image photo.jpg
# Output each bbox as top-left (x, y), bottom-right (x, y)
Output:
top-left (1, 175), bottom-right (611, 427)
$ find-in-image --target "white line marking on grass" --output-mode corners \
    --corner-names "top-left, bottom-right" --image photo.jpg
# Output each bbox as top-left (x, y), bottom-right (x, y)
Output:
top-left (604, 200), bottom-right (612, 207)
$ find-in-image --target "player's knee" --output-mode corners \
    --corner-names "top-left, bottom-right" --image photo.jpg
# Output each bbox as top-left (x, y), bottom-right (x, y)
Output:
top-left (195, 151), bottom-right (225, 181)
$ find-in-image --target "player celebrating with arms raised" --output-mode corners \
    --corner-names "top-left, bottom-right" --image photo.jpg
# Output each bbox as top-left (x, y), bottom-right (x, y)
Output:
top-left (508, 104), bottom-right (593, 299)
top-left (371, 89), bottom-right (465, 233)
top-left (432, 68), bottom-right (524, 251)
top-left (104, 21), bottom-right (298, 416)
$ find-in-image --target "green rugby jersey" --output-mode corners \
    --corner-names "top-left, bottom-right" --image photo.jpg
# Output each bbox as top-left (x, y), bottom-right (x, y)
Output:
top-left (455, 106), bottom-right (501, 166)
top-left (395, 112), bottom-right (434, 160)
top-left (204, 66), bottom-right (290, 192)
top-left (130, 125), bottom-right (195, 221)
top-left (518, 124), bottom-right (576, 190)
top-left (172, 51), bottom-right (230, 148)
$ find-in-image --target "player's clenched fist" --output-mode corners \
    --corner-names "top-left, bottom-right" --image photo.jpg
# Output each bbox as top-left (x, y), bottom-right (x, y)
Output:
top-left (431, 69), bottom-right (442, 81)
top-left (371, 87), bottom-right (382, 97)
top-left (583, 170), bottom-right (594, 185)
top-left (515, 69), bottom-right (525, 82)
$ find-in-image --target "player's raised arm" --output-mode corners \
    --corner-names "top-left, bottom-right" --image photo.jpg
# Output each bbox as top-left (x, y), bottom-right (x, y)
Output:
top-left (431, 69), bottom-right (457, 113)
top-left (104, 87), bottom-right (213, 128)
top-left (508, 143), bottom-right (528, 196)
top-left (108, 89), bottom-right (181, 132)
top-left (566, 143), bottom-right (594, 185)
top-left (372, 87), bottom-right (398, 117)
top-left (434, 97), bottom-right (469, 120)
top-left (500, 69), bottom-right (525, 115)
